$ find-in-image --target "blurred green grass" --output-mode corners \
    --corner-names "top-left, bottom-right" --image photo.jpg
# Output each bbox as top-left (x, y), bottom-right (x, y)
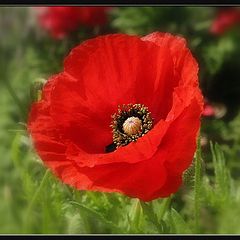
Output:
top-left (1, 7), bottom-right (240, 234)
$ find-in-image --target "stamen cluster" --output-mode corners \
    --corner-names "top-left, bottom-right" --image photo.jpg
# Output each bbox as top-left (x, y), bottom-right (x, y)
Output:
top-left (111, 104), bottom-right (153, 148)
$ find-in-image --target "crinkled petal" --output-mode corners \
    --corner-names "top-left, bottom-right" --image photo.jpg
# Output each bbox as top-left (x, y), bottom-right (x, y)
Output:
top-left (63, 34), bottom-right (175, 124)
top-left (142, 32), bottom-right (199, 87)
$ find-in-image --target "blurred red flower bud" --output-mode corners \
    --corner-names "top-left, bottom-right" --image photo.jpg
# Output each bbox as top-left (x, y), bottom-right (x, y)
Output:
top-left (202, 100), bottom-right (215, 117)
top-left (35, 7), bottom-right (110, 39)
top-left (210, 8), bottom-right (240, 35)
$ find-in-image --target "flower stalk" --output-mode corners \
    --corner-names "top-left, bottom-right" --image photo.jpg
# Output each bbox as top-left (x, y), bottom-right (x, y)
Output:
top-left (24, 169), bottom-right (50, 232)
top-left (194, 135), bottom-right (202, 233)
top-left (3, 79), bottom-right (26, 121)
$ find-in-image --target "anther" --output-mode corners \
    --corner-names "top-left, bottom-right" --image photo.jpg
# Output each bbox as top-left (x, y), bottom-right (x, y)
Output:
top-left (109, 103), bottom-right (154, 149)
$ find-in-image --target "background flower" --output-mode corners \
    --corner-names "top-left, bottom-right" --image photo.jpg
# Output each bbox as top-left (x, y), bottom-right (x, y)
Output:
top-left (202, 100), bottom-right (215, 117)
top-left (210, 7), bottom-right (240, 35)
top-left (36, 7), bottom-right (110, 39)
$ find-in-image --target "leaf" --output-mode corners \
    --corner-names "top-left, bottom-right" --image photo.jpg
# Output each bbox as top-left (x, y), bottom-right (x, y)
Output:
top-left (210, 141), bottom-right (231, 200)
top-left (69, 201), bottom-right (120, 232)
top-left (30, 78), bottom-right (47, 102)
top-left (128, 199), bottom-right (144, 232)
top-left (169, 208), bottom-right (192, 234)
top-left (66, 212), bottom-right (89, 234)
top-left (140, 201), bottom-right (159, 225)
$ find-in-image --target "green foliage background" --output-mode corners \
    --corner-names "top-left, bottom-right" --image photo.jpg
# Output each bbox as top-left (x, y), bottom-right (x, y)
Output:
top-left (1, 7), bottom-right (240, 234)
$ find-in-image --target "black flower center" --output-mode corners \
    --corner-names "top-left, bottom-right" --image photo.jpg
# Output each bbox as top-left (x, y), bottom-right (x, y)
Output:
top-left (105, 104), bottom-right (153, 152)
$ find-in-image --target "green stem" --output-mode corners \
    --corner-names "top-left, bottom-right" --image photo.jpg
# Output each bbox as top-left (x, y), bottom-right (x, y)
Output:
top-left (194, 135), bottom-right (202, 233)
top-left (3, 79), bottom-right (26, 121)
top-left (23, 169), bottom-right (50, 232)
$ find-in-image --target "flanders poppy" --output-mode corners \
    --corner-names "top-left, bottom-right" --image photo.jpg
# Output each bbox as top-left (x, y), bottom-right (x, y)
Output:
top-left (36, 7), bottom-right (110, 39)
top-left (28, 32), bottom-right (203, 201)
top-left (210, 8), bottom-right (240, 35)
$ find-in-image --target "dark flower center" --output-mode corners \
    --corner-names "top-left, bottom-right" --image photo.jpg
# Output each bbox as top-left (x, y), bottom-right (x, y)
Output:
top-left (105, 104), bottom-right (153, 152)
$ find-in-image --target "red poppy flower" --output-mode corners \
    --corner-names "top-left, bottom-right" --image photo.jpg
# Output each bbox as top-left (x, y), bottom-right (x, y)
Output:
top-left (210, 8), bottom-right (240, 35)
top-left (28, 32), bottom-right (203, 201)
top-left (36, 7), bottom-right (110, 39)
